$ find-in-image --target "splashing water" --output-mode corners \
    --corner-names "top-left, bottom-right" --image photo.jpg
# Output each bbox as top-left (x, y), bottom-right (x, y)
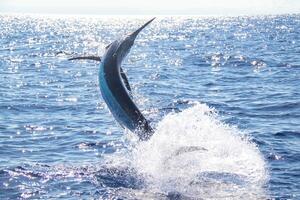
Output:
top-left (106, 102), bottom-right (268, 198)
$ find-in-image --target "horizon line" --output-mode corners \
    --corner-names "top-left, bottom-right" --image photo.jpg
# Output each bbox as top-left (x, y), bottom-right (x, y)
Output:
top-left (1, 11), bottom-right (300, 18)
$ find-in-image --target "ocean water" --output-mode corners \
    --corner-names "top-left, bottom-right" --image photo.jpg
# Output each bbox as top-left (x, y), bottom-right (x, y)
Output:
top-left (0, 14), bottom-right (299, 199)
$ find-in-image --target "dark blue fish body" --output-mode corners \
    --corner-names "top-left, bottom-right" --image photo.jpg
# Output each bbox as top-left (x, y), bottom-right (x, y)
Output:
top-left (98, 19), bottom-right (155, 140)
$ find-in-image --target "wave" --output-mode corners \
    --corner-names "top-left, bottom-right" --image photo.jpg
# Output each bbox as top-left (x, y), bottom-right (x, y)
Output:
top-left (106, 102), bottom-right (268, 198)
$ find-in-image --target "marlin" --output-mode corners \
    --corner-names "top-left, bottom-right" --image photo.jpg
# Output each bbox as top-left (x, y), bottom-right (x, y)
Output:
top-left (69, 18), bottom-right (155, 140)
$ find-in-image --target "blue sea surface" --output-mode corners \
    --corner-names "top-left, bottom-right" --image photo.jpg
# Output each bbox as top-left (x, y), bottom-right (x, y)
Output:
top-left (0, 14), bottom-right (299, 199)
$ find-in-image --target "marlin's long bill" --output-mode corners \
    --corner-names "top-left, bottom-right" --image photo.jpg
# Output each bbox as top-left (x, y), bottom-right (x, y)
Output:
top-left (129, 17), bottom-right (155, 39)
top-left (98, 18), bottom-right (155, 140)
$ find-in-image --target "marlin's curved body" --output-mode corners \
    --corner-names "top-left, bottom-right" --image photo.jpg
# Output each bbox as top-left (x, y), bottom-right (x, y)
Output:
top-left (69, 19), bottom-right (155, 140)
top-left (99, 21), bottom-right (155, 140)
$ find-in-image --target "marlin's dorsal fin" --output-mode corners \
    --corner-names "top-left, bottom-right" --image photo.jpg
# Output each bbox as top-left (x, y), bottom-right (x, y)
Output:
top-left (68, 56), bottom-right (101, 62)
top-left (120, 67), bottom-right (132, 92)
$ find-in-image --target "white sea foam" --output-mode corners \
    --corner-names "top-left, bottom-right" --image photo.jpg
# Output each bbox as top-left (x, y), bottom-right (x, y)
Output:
top-left (107, 102), bottom-right (268, 198)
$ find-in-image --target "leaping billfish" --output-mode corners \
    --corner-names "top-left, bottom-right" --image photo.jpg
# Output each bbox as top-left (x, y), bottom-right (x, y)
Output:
top-left (69, 18), bottom-right (155, 140)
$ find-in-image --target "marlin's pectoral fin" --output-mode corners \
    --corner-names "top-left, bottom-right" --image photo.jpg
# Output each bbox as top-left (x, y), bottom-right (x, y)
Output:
top-left (120, 68), bottom-right (132, 92)
top-left (68, 56), bottom-right (101, 62)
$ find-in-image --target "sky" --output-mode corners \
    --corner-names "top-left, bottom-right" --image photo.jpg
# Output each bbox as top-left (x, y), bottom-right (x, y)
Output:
top-left (0, 0), bottom-right (299, 15)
